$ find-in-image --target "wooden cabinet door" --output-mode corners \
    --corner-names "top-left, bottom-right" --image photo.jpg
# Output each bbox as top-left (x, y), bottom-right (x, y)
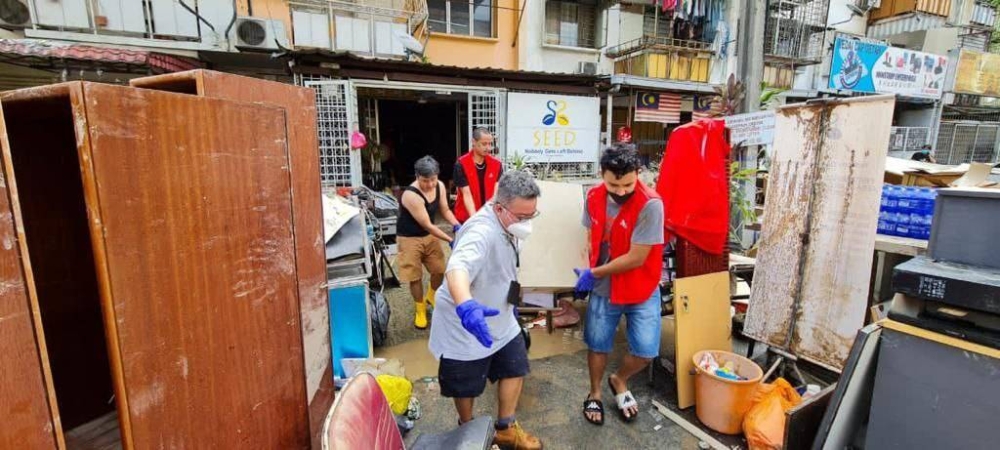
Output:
top-left (76, 84), bottom-right (309, 448)
top-left (0, 106), bottom-right (60, 448)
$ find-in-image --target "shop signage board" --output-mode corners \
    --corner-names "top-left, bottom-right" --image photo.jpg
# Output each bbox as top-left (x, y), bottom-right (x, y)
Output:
top-left (828, 37), bottom-right (947, 99)
top-left (725, 111), bottom-right (776, 146)
top-left (506, 93), bottom-right (601, 164)
top-left (954, 49), bottom-right (1000, 97)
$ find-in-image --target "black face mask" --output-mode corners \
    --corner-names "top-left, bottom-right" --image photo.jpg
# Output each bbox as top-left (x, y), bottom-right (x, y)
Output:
top-left (609, 191), bottom-right (635, 205)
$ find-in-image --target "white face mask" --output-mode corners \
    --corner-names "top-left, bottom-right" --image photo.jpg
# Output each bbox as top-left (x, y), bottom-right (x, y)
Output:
top-left (506, 219), bottom-right (533, 240)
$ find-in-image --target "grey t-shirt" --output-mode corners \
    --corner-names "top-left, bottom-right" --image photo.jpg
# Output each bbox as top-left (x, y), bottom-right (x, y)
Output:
top-left (429, 204), bottom-right (522, 361)
top-left (582, 195), bottom-right (665, 296)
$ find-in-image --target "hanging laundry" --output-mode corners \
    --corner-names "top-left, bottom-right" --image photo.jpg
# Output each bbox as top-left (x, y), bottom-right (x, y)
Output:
top-left (655, 119), bottom-right (731, 255)
top-left (661, 0), bottom-right (678, 12)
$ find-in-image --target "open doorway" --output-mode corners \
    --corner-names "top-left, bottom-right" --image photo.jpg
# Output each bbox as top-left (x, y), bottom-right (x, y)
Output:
top-left (357, 88), bottom-right (468, 191)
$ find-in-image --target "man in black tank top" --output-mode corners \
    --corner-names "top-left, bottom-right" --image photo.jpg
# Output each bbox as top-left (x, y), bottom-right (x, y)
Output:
top-left (398, 156), bottom-right (461, 329)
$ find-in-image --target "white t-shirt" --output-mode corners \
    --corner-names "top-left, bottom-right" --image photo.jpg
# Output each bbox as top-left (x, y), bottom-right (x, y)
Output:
top-left (428, 204), bottom-right (522, 361)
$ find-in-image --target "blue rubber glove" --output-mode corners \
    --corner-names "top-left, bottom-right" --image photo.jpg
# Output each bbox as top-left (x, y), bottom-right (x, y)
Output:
top-left (455, 299), bottom-right (500, 348)
top-left (574, 268), bottom-right (596, 293)
top-left (453, 224), bottom-right (462, 234)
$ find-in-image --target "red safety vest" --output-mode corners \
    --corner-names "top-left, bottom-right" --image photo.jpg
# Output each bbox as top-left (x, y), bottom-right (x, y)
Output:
top-left (586, 182), bottom-right (664, 305)
top-left (454, 151), bottom-right (502, 223)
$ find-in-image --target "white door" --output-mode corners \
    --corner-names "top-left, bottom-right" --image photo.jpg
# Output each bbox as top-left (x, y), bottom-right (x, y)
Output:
top-left (468, 90), bottom-right (506, 161)
top-left (305, 79), bottom-right (362, 187)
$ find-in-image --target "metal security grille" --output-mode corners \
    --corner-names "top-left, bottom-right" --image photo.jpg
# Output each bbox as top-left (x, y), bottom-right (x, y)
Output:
top-left (888, 126), bottom-right (929, 152)
top-left (763, 0), bottom-right (830, 64)
top-left (935, 122), bottom-right (1000, 164)
top-left (305, 79), bottom-right (358, 187)
top-left (468, 90), bottom-right (503, 159)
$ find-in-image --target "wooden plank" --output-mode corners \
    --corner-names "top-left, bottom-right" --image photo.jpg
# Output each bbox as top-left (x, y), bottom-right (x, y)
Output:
top-left (881, 319), bottom-right (1000, 358)
top-left (746, 96), bottom-right (894, 372)
top-left (0, 89), bottom-right (62, 449)
top-left (744, 101), bottom-right (822, 352)
top-left (518, 181), bottom-right (588, 290)
top-left (873, 233), bottom-right (927, 256)
top-left (674, 271), bottom-right (732, 409)
top-left (77, 83), bottom-right (309, 448)
top-left (131, 69), bottom-right (331, 446)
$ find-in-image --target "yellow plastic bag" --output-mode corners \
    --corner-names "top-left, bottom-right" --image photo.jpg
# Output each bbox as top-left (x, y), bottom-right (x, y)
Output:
top-left (375, 374), bottom-right (413, 416)
top-left (743, 377), bottom-right (802, 450)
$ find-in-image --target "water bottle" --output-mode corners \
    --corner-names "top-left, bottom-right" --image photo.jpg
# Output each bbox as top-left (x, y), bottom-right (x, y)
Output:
top-left (878, 185), bottom-right (898, 235)
top-left (896, 187), bottom-right (917, 215)
top-left (894, 210), bottom-right (913, 238)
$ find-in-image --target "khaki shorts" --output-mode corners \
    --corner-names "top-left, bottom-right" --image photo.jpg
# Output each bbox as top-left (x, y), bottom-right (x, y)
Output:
top-left (396, 234), bottom-right (446, 283)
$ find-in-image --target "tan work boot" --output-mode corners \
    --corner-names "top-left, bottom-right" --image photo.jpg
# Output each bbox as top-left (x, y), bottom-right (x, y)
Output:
top-left (414, 301), bottom-right (428, 329)
top-left (493, 421), bottom-right (542, 450)
top-left (425, 286), bottom-right (437, 309)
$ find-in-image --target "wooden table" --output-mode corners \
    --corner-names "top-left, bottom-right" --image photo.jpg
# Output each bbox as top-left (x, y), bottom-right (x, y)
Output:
top-left (870, 234), bottom-right (928, 312)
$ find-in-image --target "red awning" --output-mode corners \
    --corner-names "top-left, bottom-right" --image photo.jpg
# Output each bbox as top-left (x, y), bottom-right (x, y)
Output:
top-left (0, 39), bottom-right (201, 74)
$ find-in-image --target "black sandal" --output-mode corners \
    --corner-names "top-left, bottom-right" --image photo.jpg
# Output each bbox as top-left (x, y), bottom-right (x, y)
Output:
top-left (608, 377), bottom-right (638, 423)
top-left (583, 396), bottom-right (604, 425)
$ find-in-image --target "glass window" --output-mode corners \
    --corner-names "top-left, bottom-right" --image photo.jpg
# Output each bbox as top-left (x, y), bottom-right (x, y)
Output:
top-left (450, 0), bottom-right (470, 35)
top-left (473, 0), bottom-right (493, 38)
top-left (544, 0), bottom-right (597, 48)
top-left (428, 0), bottom-right (447, 33)
top-left (428, 0), bottom-right (493, 37)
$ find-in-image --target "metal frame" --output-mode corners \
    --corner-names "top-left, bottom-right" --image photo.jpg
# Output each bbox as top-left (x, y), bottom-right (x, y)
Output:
top-left (304, 78), bottom-right (361, 187)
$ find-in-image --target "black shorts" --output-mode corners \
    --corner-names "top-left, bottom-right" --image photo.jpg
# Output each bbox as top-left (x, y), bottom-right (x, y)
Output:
top-left (438, 333), bottom-right (530, 398)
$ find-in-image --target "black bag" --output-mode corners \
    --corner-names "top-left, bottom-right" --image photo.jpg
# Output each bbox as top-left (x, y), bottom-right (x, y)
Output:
top-left (370, 290), bottom-right (391, 347)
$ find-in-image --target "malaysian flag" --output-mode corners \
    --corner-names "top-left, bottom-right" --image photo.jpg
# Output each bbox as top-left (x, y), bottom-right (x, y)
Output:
top-left (635, 92), bottom-right (680, 124)
top-left (692, 95), bottom-right (721, 120)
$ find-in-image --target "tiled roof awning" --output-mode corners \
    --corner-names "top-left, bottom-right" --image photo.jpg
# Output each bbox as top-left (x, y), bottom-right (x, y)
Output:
top-left (0, 39), bottom-right (201, 74)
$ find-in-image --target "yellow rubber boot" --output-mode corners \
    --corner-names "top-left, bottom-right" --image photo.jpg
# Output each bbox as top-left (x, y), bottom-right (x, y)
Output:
top-left (425, 286), bottom-right (437, 309)
top-left (414, 301), bottom-right (428, 329)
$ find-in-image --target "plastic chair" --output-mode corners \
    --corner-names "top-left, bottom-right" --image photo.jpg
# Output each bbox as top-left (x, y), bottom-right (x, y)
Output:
top-left (322, 373), bottom-right (494, 450)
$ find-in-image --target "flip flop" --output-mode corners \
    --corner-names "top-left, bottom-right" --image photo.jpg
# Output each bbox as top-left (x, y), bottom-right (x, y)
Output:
top-left (608, 377), bottom-right (638, 423)
top-left (583, 396), bottom-right (604, 426)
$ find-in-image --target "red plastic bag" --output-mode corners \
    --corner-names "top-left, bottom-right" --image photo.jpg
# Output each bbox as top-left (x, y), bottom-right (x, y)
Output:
top-left (350, 131), bottom-right (368, 150)
top-left (743, 378), bottom-right (802, 450)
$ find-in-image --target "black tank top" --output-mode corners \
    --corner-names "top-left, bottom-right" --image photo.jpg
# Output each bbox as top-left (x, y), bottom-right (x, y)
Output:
top-left (397, 184), bottom-right (441, 237)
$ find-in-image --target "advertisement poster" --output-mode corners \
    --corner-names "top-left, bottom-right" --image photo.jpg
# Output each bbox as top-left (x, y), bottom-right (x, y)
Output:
top-left (506, 92), bottom-right (601, 164)
top-left (725, 111), bottom-right (776, 146)
top-left (828, 37), bottom-right (946, 99)
top-left (954, 49), bottom-right (1000, 97)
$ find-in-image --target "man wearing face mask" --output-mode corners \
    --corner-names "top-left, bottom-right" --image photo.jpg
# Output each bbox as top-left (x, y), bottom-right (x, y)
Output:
top-left (575, 144), bottom-right (664, 426)
top-left (428, 170), bottom-right (543, 450)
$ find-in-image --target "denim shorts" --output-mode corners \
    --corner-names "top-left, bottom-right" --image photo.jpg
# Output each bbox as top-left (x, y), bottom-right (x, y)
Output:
top-left (584, 290), bottom-right (662, 358)
top-left (438, 333), bottom-right (529, 398)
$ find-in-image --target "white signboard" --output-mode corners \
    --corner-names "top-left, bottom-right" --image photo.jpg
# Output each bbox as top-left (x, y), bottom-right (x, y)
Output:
top-left (725, 111), bottom-right (776, 146)
top-left (506, 93), bottom-right (601, 164)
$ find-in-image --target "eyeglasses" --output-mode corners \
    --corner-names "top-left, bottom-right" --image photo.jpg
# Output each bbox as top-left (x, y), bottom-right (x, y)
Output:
top-left (499, 205), bottom-right (541, 222)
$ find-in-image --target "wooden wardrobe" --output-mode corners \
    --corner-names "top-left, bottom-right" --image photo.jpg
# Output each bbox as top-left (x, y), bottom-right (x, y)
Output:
top-left (0, 75), bottom-right (325, 448)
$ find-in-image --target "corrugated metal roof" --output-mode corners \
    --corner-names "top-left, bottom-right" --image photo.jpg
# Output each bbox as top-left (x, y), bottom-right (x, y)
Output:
top-left (867, 12), bottom-right (947, 40)
top-left (289, 49), bottom-right (601, 85)
top-left (0, 39), bottom-right (201, 74)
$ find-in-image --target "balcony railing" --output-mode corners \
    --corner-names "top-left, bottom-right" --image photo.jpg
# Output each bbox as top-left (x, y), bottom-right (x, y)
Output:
top-left (20, 0), bottom-right (231, 50)
top-left (289, 0), bottom-right (428, 58)
top-left (607, 37), bottom-right (714, 83)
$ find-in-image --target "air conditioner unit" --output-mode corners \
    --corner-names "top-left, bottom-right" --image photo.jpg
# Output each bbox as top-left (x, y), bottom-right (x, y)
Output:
top-left (234, 17), bottom-right (290, 51)
top-left (0, 0), bottom-right (31, 29)
top-left (577, 61), bottom-right (598, 75)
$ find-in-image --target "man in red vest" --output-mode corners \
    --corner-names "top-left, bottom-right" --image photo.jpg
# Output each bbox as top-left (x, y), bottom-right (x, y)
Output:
top-left (575, 144), bottom-right (664, 426)
top-left (454, 128), bottom-right (503, 224)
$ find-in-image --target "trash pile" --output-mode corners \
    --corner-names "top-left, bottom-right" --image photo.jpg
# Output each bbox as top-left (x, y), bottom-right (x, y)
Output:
top-left (697, 352), bottom-right (749, 381)
top-left (341, 358), bottom-right (421, 434)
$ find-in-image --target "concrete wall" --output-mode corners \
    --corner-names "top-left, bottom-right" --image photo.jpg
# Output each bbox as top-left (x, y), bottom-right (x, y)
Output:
top-left (425, 0), bottom-right (519, 70)
top-left (518, 0), bottom-right (617, 75)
